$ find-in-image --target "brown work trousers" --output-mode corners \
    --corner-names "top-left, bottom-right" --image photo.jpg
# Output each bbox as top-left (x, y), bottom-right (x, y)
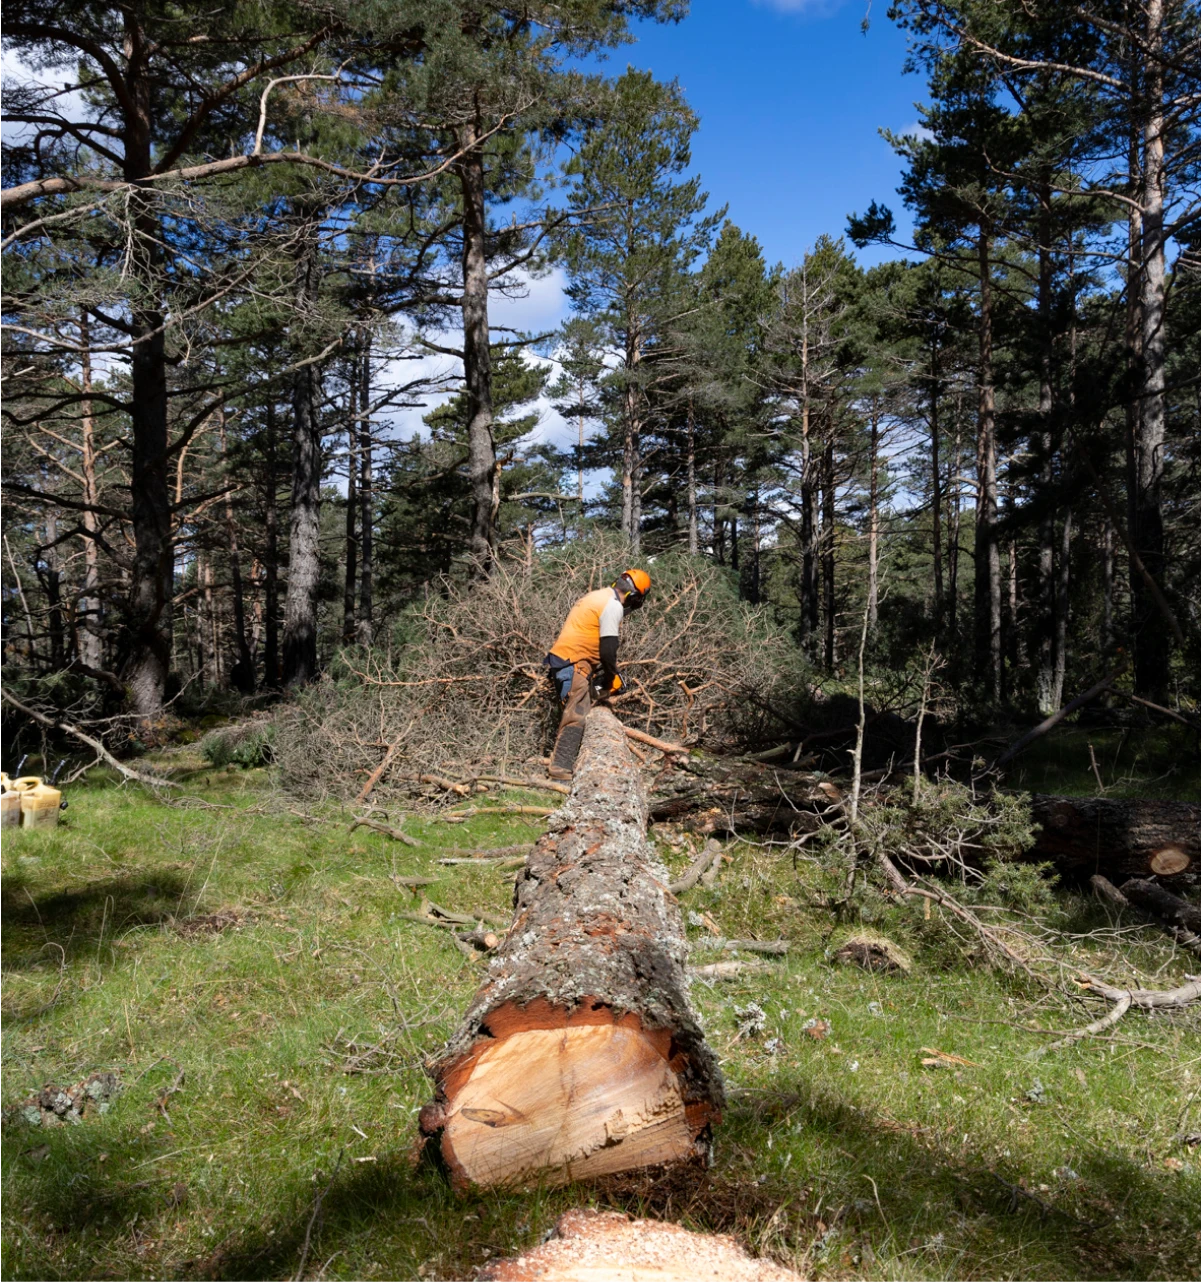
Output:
top-left (550, 661), bottom-right (592, 774)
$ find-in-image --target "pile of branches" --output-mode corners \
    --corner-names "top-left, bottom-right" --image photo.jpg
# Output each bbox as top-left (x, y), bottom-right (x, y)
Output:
top-left (274, 540), bottom-right (807, 802)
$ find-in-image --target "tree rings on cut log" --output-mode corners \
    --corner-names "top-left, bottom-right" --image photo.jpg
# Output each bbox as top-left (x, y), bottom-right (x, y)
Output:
top-left (479, 1208), bottom-right (803, 1282)
top-left (1149, 845), bottom-right (1190, 877)
top-left (421, 708), bottom-right (724, 1191)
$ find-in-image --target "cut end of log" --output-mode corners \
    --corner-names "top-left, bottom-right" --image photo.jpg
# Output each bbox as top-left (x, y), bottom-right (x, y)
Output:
top-left (480, 1208), bottom-right (804, 1282)
top-left (1149, 845), bottom-right (1190, 877)
top-left (424, 998), bottom-right (719, 1190)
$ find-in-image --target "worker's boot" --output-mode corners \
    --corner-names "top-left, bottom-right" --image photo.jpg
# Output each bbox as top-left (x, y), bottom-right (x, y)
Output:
top-left (548, 722), bottom-right (584, 780)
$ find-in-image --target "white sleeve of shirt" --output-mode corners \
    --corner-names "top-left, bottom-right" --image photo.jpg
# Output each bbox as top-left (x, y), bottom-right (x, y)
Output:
top-left (598, 594), bottom-right (623, 639)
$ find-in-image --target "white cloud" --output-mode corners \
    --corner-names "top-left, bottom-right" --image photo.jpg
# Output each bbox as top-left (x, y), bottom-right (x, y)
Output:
top-left (751, 0), bottom-right (850, 15)
top-left (490, 265), bottom-right (571, 336)
top-left (897, 121), bottom-right (936, 142)
top-left (378, 267), bottom-right (573, 447)
top-left (1, 48), bottom-right (93, 148)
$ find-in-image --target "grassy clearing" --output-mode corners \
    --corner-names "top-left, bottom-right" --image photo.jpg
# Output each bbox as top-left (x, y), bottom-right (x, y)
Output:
top-left (2, 763), bottom-right (1198, 1281)
top-left (1000, 723), bottom-right (1201, 801)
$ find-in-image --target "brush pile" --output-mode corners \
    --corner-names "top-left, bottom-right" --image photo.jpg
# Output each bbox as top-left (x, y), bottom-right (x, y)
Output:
top-left (274, 540), bottom-right (807, 803)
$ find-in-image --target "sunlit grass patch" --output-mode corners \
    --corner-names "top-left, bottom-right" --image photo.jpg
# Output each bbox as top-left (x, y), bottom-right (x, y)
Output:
top-left (2, 767), bottom-right (1198, 1280)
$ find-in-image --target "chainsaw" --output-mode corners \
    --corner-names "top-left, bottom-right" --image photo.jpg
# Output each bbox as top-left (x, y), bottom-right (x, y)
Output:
top-left (589, 670), bottom-right (625, 702)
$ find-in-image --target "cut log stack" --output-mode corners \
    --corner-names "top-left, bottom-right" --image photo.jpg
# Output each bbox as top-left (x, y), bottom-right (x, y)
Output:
top-left (420, 706), bottom-right (724, 1191)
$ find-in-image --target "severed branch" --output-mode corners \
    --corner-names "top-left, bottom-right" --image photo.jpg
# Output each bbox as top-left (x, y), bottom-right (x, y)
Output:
top-left (668, 839), bottom-right (723, 895)
top-left (1, 690), bottom-right (179, 789)
top-left (1090, 875), bottom-right (1201, 957)
top-left (873, 846), bottom-right (1034, 973)
top-left (993, 662), bottom-right (1127, 769)
top-left (438, 804), bottom-right (555, 823)
top-left (625, 726), bottom-right (690, 755)
top-left (349, 817), bottom-right (421, 847)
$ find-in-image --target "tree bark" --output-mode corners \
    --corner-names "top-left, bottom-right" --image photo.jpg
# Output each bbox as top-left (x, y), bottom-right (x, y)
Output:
top-left (867, 407), bottom-right (880, 630)
top-left (281, 238), bottom-right (324, 687)
top-left (219, 410), bottom-right (254, 692)
top-left (263, 397), bottom-right (281, 688)
top-left (821, 438), bottom-right (836, 670)
top-left (948, 404), bottom-right (963, 639)
top-left (929, 332), bottom-right (944, 623)
top-left (1132, 0), bottom-right (1170, 699)
top-left (1052, 507), bottom-right (1071, 708)
top-left (974, 227), bottom-right (1001, 701)
top-left (1035, 180), bottom-right (1058, 715)
top-left (621, 326), bottom-right (643, 552)
top-left (686, 397), bottom-right (698, 555)
top-left (118, 12), bottom-right (174, 722)
top-left (1028, 795), bottom-right (1198, 882)
top-left (342, 378), bottom-right (358, 647)
top-left (420, 707), bottom-right (724, 1191)
top-left (78, 311), bottom-right (104, 671)
top-left (457, 113), bottom-right (497, 575)
top-left (356, 331), bottom-right (374, 645)
top-left (43, 508), bottom-right (66, 668)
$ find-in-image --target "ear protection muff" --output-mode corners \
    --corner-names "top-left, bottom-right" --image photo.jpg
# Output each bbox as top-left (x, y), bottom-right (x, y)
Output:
top-left (616, 573), bottom-right (645, 610)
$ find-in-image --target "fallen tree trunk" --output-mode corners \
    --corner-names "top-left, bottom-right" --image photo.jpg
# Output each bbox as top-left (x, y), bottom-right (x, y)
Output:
top-left (419, 706), bottom-right (724, 1191)
top-left (1028, 795), bottom-right (1199, 881)
top-left (1119, 878), bottom-right (1201, 933)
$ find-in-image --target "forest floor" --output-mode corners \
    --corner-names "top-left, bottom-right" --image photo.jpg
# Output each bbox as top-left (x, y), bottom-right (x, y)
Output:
top-left (2, 757), bottom-right (1199, 1281)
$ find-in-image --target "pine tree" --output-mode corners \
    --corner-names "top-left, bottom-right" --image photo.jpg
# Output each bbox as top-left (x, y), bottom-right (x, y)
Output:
top-left (560, 68), bottom-right (721, 551)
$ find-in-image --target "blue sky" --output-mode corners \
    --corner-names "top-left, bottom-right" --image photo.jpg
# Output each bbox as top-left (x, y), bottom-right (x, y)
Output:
top-left (458, 0), bottom-right (930, 454)
top-left (617, 0), bottom-right (923, 269)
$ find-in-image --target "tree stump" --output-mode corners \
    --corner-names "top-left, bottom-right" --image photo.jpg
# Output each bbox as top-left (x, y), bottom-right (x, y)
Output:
top-left (420, 707), bottom-right (724, 1190)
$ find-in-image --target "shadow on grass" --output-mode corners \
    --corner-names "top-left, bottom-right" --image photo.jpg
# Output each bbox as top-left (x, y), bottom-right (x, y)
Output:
top-left (14, 1082), bottom-right (1177, 1280)
top-left (1, 869), bottom-right (191, 975)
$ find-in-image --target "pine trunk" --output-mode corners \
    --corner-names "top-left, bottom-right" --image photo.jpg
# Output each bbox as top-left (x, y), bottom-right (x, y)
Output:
top-left (822, 439), bottom-right (836, 670)
top-left (78, 312), bottom-right (104, 671)
top-left (973, 228), bottom-right (1001, 701)
top-left (220, 411), bottom-right (254, 692)
top-left (621, 332), bottom-right (643, 552)
top-left (458, 115), bottom-right (497, 576)
top-left (357, 333), bottom-right (374, 645)
top-left (420, 707), bottom-right (724, 1191)
top-left (343, 379), bottom-right (358, 648)
top-left (1132, 0), bottom-right (1169, 699)
top-left (281, 239), bottom-right (324, 687)
top-left (867, 408), bottom-right (880, 630)
top-left (929, 354), bottom-right (943, 623)
top-left (1035, 183), bottom-right (1057, 715)
top-left (263, 398), bottom-right (281, 687)
top-left (686, 397), bottom-right (698, 555)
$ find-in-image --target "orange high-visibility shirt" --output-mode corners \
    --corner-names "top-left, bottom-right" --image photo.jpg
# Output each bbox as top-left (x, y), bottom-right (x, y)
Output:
top-left (549, 588), bottom-right (622, 665)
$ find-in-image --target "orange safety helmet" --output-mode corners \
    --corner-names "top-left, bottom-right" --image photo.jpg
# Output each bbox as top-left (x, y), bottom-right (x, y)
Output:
top-left (616, 568), bottom-right (651, 610)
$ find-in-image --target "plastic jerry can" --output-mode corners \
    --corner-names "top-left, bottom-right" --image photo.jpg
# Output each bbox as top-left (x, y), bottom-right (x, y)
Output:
top-left (1, 784), bottom-right (20, 830)
top-left (18, 779), bottom-right (63, 830)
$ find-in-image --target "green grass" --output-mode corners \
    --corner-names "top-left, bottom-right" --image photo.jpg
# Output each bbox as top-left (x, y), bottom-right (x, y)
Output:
top-left (2, 763), bottom-right (1198, 1280)
top-left (1000, 723), bottom-right (1201, 801)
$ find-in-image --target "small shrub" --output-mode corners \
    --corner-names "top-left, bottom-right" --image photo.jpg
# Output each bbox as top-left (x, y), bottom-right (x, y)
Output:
top-left (201, 722), bottom-right (275, 769)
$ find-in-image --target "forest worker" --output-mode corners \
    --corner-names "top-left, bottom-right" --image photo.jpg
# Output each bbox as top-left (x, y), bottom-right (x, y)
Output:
top-left (544, 569), bottom-right (651, 779)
